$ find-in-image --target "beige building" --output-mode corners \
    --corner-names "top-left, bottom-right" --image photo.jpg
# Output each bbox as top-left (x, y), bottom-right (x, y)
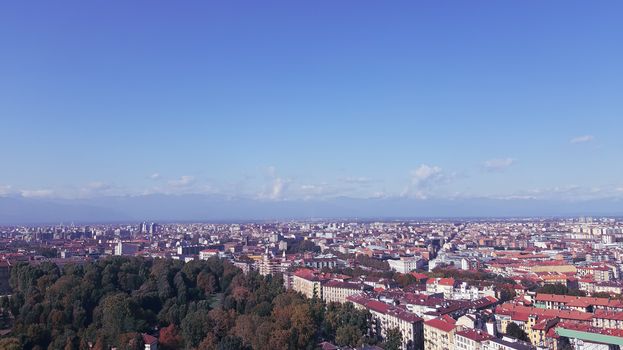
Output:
top-left (291, 268), bottom-right (329, 299)
top-left (455, 329), bottom-right (492, 350)
top-left (423, 315), bottom-right (458, 350)
top-left (322, 280), bottom-right (370, 304)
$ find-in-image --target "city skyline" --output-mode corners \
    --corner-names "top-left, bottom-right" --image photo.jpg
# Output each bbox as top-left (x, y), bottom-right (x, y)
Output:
top-left (1, 1), bottom-right (623, 220)
top-left (3, 3), bottom-right (623, 349)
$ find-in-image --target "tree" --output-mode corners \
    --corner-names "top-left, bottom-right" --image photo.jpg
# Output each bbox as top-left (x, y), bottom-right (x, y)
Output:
top-left (321, 302), bottom-right (369, 342)
top-left (498, 287), bottom-right (516, 302)
top-left (506, 322), bottom-right (530, 342)
top-left (6, 255), bottom-right (373, 350)
top-left (95, 293), bottom-right (147, 345)
top-left (268, 329), bottom-right (291, 350)
top-left (159, 324), bottom-right (184, 350)
top-left (290, 304), bottom-right (317, 348)
top-left (197, 332), bottom-right (218, 350)
top-left (536, 283), bottom-right (585, 296)
top-left (382, 328), bottom-right (403, 350)
top-left (208, 309), bottom-right (236, 342)
top-left (197, 271), bottom-right (217, 295)
top-left (591, 292), bottom-right (612, 298)
top-left (36, 247), bottom-right (58, 258)
top-left (181, 311), bottom-right (211, 348)
top-left (216, 335), bottom-right (245, 350)
top-left (117, 333), bottom-right (144, 350)
top-left (0, 338), bottom-right (21, 350)
top-left (335, 324), bottom-right (362, 347)
top-left (395, 273), bottom-right (418, 288)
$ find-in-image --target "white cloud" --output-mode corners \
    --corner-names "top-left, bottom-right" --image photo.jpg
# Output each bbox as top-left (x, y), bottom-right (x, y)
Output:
top-left (269, 178), bottom-right (285, 200)
top-left (168, 175), bottom-right (196, 187)
top-left (16, 182), bottom-right (129, 199)
top-left (410, 164), bottom-right (443, 185)
top-left (299, 184), bottom-right (324, 193)
top-left (85, 181), bottom-right (111, 191)
top-left (371, 191), bottom-right (388, 199)
top-left (21, 189), bottom-right (55, 198)
top-left (402, 164), bottom-right (445, 198)
top-left (258, 166), bottom-right (291, 200)
top-left (258, 177), bottom-right (289, 200)
top-left (340, 176), bottom-right (372, 185)
top-left (297, 183), bottom-right (335, 199)
top-left (149, 173), bottom-right (161, 180)
top-left (75, 181), bottom-right (127, 198)
top-left (0, 185), bottom-right (14, 197)
top-left (570, 135), bottom-right (594, 144)
top-left (483, 158), bottom-right (515, 172)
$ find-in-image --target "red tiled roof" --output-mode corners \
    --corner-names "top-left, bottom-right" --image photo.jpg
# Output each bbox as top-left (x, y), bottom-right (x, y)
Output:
top-left (495, 303), bottom-right (593, 322)
top-left (425, 317), bottom-right (456, 333)
top-left (426, 277), bottom-right (456, 286)
top-left (411, 272), bottom-right (428, 280)
top-left (535, 294), bottom-right (623, 308)
top-left (456, 329), bottom-right (492, 342)
top-left (367, 300), bottom-right (391, 314)
top-left (439, 278), bottom-right (456, 286)
top-left (293, 268), bottom-right (332, 282)
top-left (594, 309), bottom-right (623, 321)
top-left (347, 295), bottom-right (423, 323)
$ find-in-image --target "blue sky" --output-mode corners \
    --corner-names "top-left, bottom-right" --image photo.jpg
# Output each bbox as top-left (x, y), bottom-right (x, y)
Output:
top-left (1, 1), bottom-right (622, 202)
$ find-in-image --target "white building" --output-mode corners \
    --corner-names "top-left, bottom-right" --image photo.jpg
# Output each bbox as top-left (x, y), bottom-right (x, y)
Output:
top-left (388, 257), bottom-right (423, 273)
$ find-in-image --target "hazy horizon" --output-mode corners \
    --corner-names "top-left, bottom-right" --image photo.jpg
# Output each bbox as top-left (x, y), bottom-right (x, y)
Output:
top-left (1, 192), bottom-right (622, 225)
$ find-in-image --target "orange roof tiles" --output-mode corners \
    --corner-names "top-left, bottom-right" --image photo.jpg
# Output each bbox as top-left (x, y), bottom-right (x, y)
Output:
top-left (425, 316), bottom-right (456, 333)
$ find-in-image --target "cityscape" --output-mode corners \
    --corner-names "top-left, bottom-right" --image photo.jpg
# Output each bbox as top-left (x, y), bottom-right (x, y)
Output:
top-left (2, 1), bottom-right (623, 350)
top-left (2, 218), bottom-right (623, 349)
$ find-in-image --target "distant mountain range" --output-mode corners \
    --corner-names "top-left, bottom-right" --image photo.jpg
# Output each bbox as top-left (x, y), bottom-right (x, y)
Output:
top-left (1, 194), bottom-right (622, 224)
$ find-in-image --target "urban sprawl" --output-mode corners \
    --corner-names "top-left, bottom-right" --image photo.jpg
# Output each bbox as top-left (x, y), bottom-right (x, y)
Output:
top-left (1, 217), bottom-right (623, 350)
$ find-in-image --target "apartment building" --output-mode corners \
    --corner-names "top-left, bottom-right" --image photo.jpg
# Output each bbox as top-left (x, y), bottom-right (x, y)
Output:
top-left (322, 280), bottom-right (370, 304)
top-left (455, 329), bottom-right (492, 350)
top-left (423, 315), bottom-right (458, 350)
top-left (292, 268), bottom-right (329, 299)
top-left (348, 295), bottom-right (424, 350)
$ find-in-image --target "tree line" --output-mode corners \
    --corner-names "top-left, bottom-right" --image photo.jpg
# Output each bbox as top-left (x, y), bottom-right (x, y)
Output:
top-left (0, 256), bottom-right (381, 350)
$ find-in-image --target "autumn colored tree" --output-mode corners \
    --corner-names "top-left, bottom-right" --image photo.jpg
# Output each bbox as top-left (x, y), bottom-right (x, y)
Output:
top-left (159, 324), bottom-right (184, 350)
top-left (6, 256), bottom-right (374, 349)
